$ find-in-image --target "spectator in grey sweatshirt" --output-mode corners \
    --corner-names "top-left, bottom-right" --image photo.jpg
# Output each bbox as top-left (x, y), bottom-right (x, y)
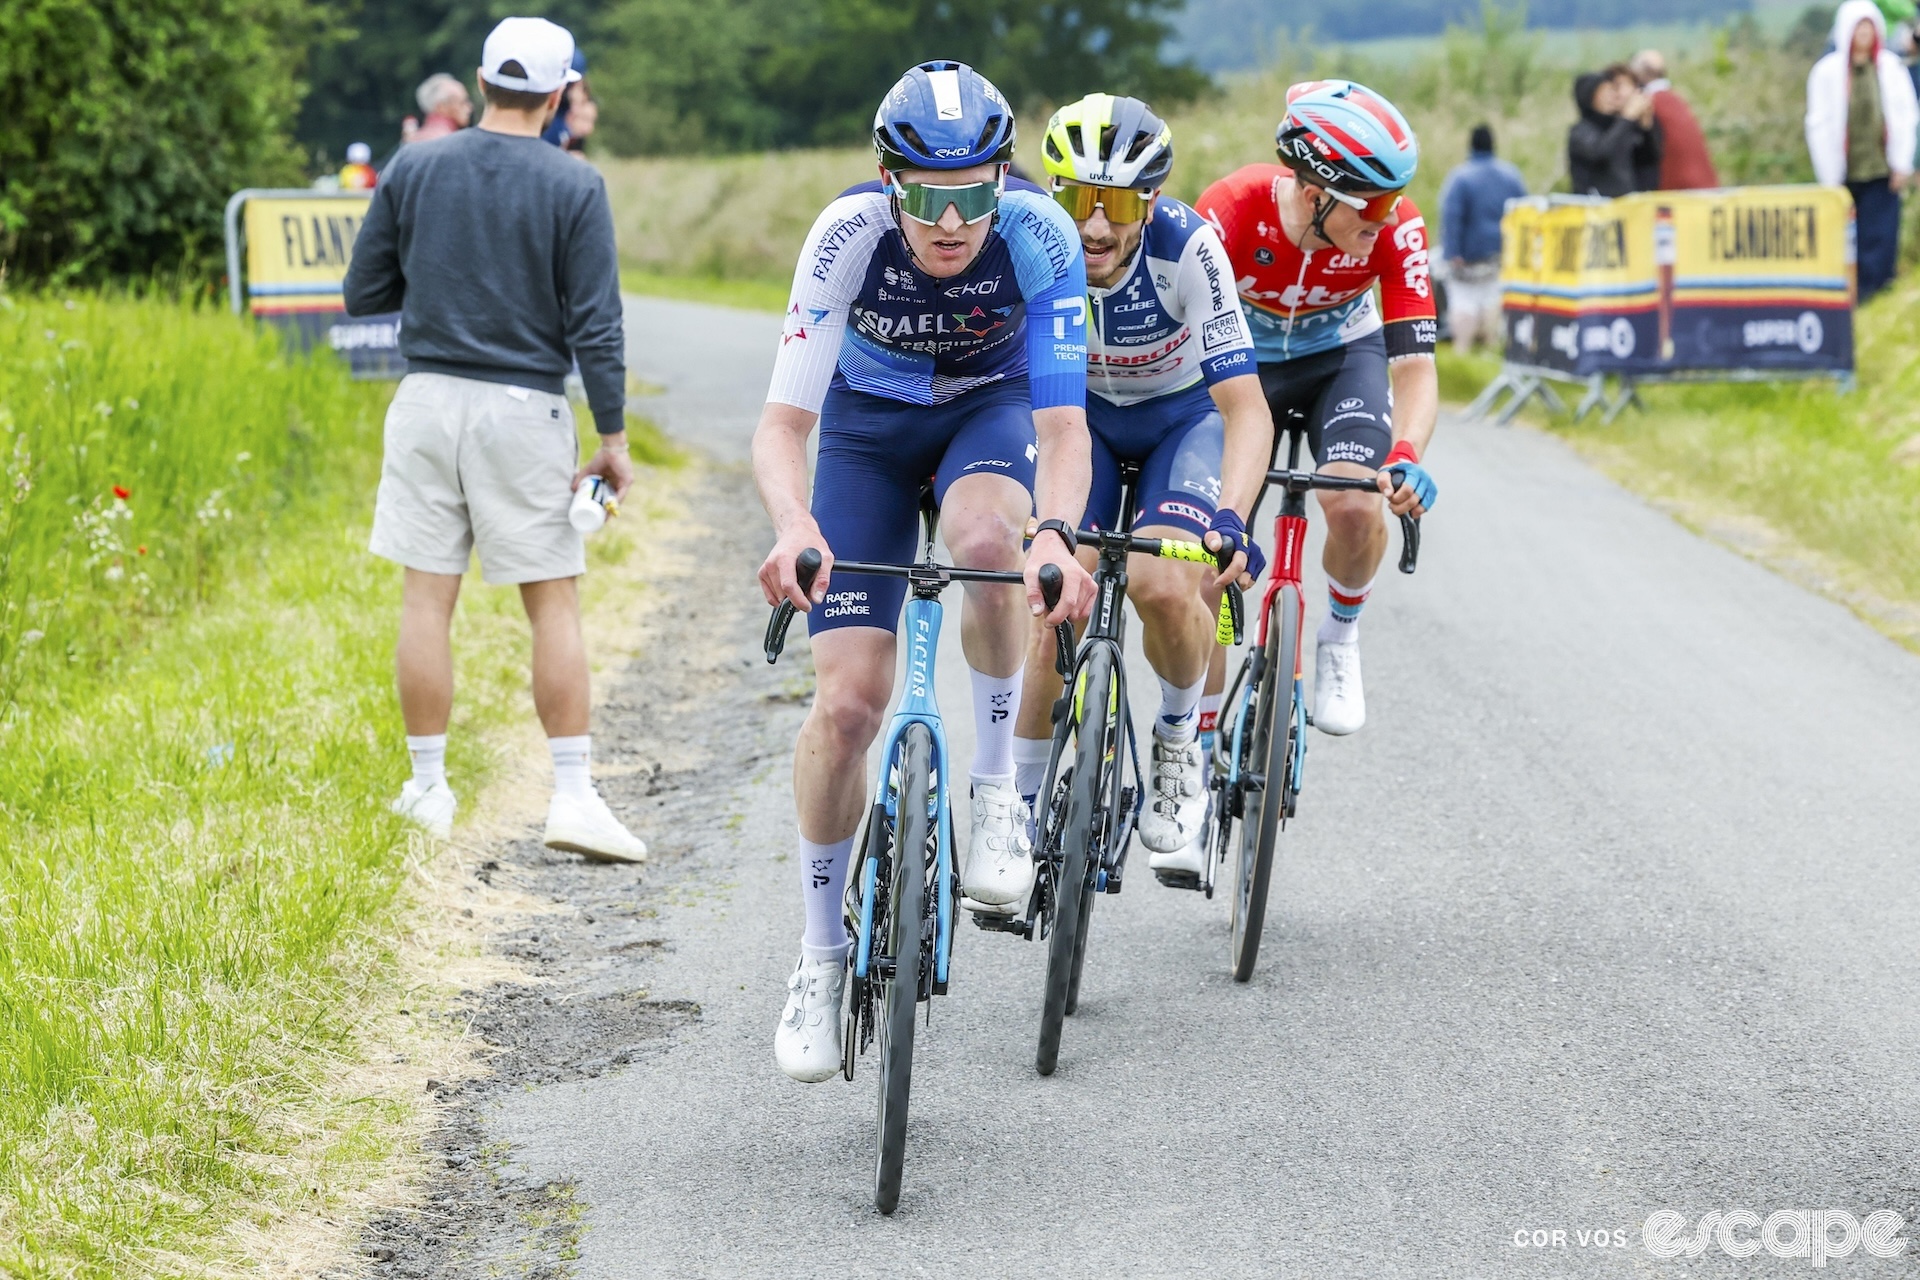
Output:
top-left (344, 16), bottom-right (647, 863)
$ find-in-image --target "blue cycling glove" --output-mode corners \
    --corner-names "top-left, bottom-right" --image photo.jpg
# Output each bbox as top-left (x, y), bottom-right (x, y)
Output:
top-left (1383, 443), bottom-right (1438, 512)
top-left (1206, 509), bottom-right (1266, 582)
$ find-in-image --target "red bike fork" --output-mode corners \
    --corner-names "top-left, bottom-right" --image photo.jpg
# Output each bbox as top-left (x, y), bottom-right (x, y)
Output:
top-left (1257, 510), bottom-right (1310, 669)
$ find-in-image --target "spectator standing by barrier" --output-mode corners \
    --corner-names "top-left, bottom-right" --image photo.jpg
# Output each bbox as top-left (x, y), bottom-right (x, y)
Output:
top-left (410, 72), bottom-right (472, 144)
top-left (1569, 68), bottom-right (1659, 197)
top-left (343, 16), bottom-right (647, 862)
top-left (1441, 124), bottom-right (1527, 355)
top-left (1806, 0), bottom-right (1918, 301)
top-left (542, 49), bottom-right (594, 151)
top-left (1630, 50), bottom-right (1720, 189)
top-left (339, 142), bottom-right (376, 189)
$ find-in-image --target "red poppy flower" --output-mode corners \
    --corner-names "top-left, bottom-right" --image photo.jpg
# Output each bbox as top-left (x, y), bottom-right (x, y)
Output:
top-left (137, 545), bottom-right (147, 555)
top-left (112, 486), bottom-right (130, 500)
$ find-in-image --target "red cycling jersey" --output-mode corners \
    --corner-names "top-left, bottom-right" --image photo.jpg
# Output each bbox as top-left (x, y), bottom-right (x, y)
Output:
top-left (1195, 164), bottom-right (1437, 365)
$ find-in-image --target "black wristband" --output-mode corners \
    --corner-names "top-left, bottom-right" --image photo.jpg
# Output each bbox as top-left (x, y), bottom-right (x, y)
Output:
top-left (1032, 518), bottom-right (1078, 554)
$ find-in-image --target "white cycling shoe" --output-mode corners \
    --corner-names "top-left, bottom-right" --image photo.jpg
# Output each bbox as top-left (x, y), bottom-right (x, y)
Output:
top-left (1313, 638), bottom-right (1366, 736)
top-left (774, 955), bottom-right (845, 1083)
top-left (391, 779), bottom-right (457, 838)
top-left (961, 781), bottom-right (1035, 907)
top-left (1148, 797), bottom-right (1212, 880)
top-left (1136, 732), bottom-right (1208, 853)
top-left (543, 790), bottom-right (648, 864)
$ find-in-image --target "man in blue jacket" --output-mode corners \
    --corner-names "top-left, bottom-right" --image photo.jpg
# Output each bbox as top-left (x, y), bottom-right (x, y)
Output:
top-left (1440, 124), bottom-right (1528, 355)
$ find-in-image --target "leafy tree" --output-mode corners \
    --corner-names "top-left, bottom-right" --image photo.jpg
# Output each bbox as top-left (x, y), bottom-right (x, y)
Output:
top-left (0, 0), bottom-right (333, 284)
top-left (296, 0), bottom-right (603, 164)
top-left (592, 0), bottom-right (1210, 155)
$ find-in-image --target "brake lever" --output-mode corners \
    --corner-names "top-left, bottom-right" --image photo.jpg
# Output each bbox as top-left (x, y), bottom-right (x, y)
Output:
top-left (1038, 562), bottom-right (1073, 677)
top-left (764, 547), bottom-right (823, 663)
top-left (1217, 583), bottom-right (1245, 646)
top-left (1387, 465), bottom-right (1421, 575)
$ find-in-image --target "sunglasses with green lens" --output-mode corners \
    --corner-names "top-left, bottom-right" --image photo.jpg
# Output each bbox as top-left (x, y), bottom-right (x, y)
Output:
top-left (889, 176), bottom-right (1003, 226)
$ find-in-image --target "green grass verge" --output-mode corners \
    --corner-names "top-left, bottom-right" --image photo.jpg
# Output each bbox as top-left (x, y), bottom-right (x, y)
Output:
top-left (618, 269), bottom-right (787, 314)
top-left (0, 290), bottom-right (675, 1274)
top-left (1440, 273), bottom-right (1920, 616)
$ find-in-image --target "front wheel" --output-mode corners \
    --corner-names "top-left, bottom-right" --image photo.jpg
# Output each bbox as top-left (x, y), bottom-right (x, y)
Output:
top-left (874, 724), bottom-right (931, 1214)
top-left (1038, 648), bottom-right (1112, 1076)
top-left (1230, 586), bottom-right (1300, 983)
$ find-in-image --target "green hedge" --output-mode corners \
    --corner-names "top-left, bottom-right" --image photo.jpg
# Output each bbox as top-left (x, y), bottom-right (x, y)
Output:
top-left (0, 0), bottom-right (331, 284)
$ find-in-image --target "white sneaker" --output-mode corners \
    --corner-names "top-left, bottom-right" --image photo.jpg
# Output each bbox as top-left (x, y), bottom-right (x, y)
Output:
top-left (543, 790), bottom-right (648, 864)
top-left (391, 779), bottom-right (456, 838)
top-left (774, 955), bottom-right (845, 1083)
top-left (962, 781), bottom-right (1034, 906)
top-left (1313, 638), bottom-right (1365, 736)
top-left (1136, 732), bottom-right (1208, 853)
top-left (1148, 794), bottom-right (1212, 879)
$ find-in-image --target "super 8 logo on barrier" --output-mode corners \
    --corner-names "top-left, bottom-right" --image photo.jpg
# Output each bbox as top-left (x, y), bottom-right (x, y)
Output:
top-left (241, 194), bottom-right (402, 378)
top-left (1499, 187), bottom-right (1853, 377)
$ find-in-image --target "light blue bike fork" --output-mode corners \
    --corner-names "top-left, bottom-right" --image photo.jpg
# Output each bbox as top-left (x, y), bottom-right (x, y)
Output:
top-left (852, 595), bottom-right (955, 991)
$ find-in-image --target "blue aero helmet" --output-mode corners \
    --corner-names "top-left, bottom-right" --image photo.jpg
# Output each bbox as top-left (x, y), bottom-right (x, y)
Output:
top-left (873, 60), bottom-right (1017, 173)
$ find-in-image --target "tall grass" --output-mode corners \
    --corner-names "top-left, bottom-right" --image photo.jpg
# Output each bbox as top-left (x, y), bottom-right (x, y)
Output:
top-left (1542, 275), bottom-right (1920, 605)
top-left (0, 296), bottom-right (390, 706)
top-left (0, 292), bottom-right (670, 1273)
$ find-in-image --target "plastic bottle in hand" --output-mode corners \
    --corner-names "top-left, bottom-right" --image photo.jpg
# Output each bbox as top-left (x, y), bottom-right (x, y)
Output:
top-left (569, 476), bottom-right (617, 533)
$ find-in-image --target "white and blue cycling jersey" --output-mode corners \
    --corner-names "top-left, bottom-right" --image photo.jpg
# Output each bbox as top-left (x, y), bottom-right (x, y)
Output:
top-left (1085, 195), bottom-right (1256, 408)
top-left (766, 181), bottom-right (1088, 414)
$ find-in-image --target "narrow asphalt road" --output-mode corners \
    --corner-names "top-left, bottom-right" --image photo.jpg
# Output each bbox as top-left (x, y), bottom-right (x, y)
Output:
top-left (493, 295), bottom-right (1918, 1276)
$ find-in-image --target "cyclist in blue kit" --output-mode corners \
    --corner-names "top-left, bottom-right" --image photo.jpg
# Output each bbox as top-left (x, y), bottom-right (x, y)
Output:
top-left (753, 62), bottom-right (1097, 1083)
top-left (1010, 94), bottom-right (1274, 883)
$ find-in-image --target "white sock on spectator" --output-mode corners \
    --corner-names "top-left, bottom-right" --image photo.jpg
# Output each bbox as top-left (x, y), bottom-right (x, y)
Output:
top-left (549, 735), bottom-right (593, 800)
top-left (407, 734), bottom-right (447, 788)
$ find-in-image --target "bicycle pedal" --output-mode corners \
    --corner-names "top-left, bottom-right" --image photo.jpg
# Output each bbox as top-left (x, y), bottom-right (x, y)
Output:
top-left (1152, 869), bottom-right (1203, 892)
top-left (960, 894), bottom-right (1019, 918)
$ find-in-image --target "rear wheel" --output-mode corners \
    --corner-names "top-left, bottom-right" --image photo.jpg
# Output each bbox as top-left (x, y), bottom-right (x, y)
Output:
top-left (1038, 648), bottom-right (1112, 1075)
top-left (874, 725), bottom-right (930, 1215)
top-left (1230, 586), bottom-right (1300, 983)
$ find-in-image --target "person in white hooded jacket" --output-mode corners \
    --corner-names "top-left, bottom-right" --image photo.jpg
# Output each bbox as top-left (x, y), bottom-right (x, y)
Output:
top-left (1806, 0), bottom-right (1919, 300)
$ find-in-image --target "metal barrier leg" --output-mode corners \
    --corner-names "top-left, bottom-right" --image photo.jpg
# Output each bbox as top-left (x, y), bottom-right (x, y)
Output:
top-left (1571, 374), bottom-right (1606, 423)
top-left (1493, 374), bottom-right (1550, 425)
top-left (1463, 373), bottom-right (1513, 422)
top-left (1600, 379), bottom-right (1643, 425)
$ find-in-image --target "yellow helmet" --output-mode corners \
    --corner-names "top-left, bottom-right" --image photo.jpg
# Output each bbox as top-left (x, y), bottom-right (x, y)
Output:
top-left (1041, 93), bottom-right (1174, 190)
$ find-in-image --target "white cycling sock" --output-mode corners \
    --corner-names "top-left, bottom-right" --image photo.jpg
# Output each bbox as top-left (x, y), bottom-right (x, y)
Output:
top-left (799, 834), bottom-right (855, 963)
top-left (1197, 692), bottom-right (1224, 748)
top-left (1155, 673), bottom-right (1206, 744)
top-left (406, 734), bottom-right (448, 788)
top-left (1013, 735), bottom-right (1052, 803)
top-left (549, 735), bottom-right (593, 800)
top-left (1317, 574), bottom-right (1374, 646)
top-left (968, 667), bottom-right (1021, 786)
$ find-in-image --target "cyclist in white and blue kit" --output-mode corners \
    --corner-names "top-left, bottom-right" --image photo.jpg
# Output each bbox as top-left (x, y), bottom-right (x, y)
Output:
top-left (753, 62), bottom-right (1097, 1082)
top-left (1010, 94), bottom-right (1274, 882)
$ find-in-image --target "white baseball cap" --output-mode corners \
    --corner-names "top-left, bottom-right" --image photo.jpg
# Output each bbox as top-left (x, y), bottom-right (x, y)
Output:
top-left (480, 17), bottom-right (583, 95)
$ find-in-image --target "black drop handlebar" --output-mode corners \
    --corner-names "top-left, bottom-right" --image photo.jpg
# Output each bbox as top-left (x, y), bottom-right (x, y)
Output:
top-left (1261, 466), bottom-right (1422, 576)
top-left (763, 551), bottom-right (1064, 665)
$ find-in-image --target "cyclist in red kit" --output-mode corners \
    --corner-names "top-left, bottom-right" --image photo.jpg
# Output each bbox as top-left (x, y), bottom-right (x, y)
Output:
top-left (1196, 80), bottom-right (1439, 737)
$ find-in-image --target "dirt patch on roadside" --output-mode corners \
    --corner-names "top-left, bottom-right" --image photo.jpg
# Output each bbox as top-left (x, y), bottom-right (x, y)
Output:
top-left (346, 460), bottom-right (806, 1279)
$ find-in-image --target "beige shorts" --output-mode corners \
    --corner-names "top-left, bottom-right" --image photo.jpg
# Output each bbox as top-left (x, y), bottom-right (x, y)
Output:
top-left (369, 372), bottom-right (585, 584)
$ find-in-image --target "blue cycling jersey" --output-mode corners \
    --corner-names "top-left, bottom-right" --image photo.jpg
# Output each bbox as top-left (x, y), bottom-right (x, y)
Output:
top-left (766, 183), bottom-right (1088, 413)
